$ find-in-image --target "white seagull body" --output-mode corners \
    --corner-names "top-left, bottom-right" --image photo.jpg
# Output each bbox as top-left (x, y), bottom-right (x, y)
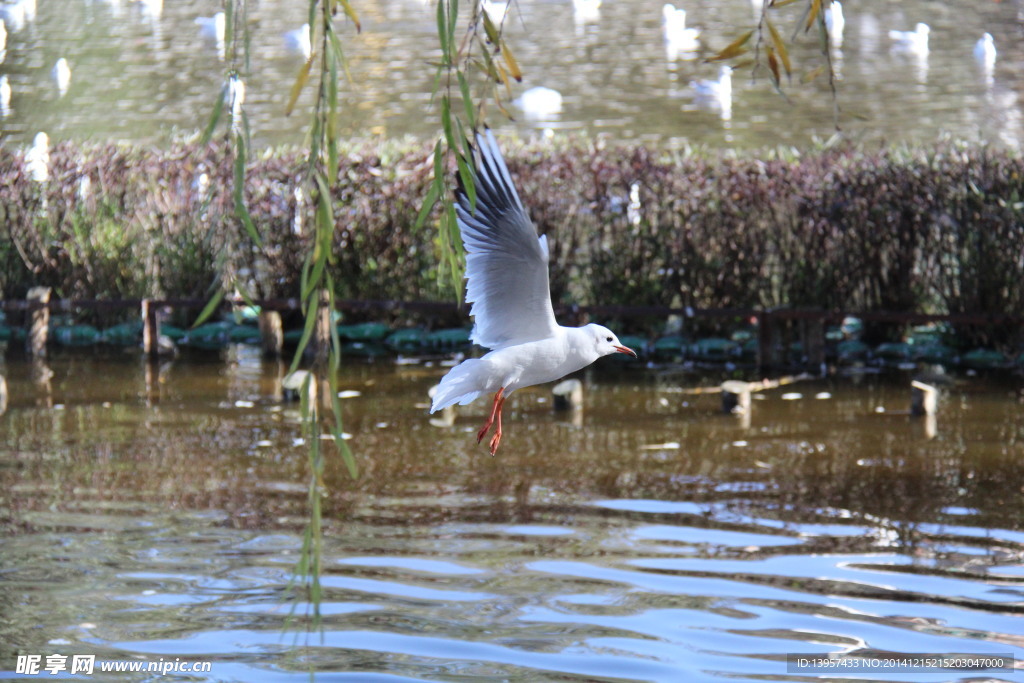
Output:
top-left (974, 32), bottom-right (996, 71)
top-left (824, 0), bottom-right (844, 48)
top-left (284, 23), bottom-right (312, 61)
top-left (0, 75), bottom-right (11, 116)
top-left (430, 129), bottom-right (636, 455)
top-left (52, 57), bottom-right (71, 97)
top-left (663, 4), bottom-right (700, 59)
top-left (888, 22), bottom-right (929, 55)
top-left (516, 86), bottom-right (563, 120)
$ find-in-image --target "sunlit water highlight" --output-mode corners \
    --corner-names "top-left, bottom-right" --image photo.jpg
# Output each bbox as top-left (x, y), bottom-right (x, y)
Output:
top-left (0, 0), bottom-right (1022, 149)
top-left (1, 347), bottom-right (1023, 681)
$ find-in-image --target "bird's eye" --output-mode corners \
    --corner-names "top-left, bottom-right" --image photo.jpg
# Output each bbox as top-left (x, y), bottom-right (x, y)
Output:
top-left (605, 336), bottom-right (613, 342)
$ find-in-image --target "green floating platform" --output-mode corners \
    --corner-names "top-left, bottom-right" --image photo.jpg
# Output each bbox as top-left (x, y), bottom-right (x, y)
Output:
top-left (53, 324), bottom-right (102, 347)
top-left (336, 321), bottom-right (392, 342)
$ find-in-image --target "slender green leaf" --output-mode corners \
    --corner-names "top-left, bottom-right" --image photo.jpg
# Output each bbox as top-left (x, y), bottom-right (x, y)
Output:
top-left (441, 95), bottom-right (455, 150)
top-left (454, 116), bottom-right (474, 172)
top-left (414, 174), bottom-right (442, 232)
top-left (224, 1), bottom-right (234, 59)
top-left (200, 82), bottom-right (228, 145)
top-left (192, 286), bottom-right (226, 328)
top-left (337, 0), bottom-right (361, 32)
top-left (447, 0), bottom-right (458, 60)
top-left (457, 71), bottom-right (476, 130)
top-left (288, 289), bottom-right (319, 372)
top-left (477, 37), bottom-right (500, 82)
top-left (433, 137), bottom-right (445, 182)
top-left (437, 0), bottom-right (449, 65)
top-left (456, 153), bottom-right (476, 212)
top-left (327, 22), bottom-right (351, 82)
top-left (233, 133), bottom-right (263, 248)
top-left (285, 57), bottom-right (313, 117)
top-left (482, 10), bottom-right (499, 45)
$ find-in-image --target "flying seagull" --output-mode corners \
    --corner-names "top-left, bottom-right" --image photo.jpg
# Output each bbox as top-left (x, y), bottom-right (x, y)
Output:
top-left (430, 129), bottom-right (637, 455)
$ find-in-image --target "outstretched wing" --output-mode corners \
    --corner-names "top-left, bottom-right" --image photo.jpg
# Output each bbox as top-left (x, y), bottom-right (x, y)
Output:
top-left (455, 128), bottom-right (559, 349)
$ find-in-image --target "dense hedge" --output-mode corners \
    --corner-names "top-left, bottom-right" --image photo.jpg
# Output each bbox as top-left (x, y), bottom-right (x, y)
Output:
top-left (1, 137), bottom-right (1022, 325)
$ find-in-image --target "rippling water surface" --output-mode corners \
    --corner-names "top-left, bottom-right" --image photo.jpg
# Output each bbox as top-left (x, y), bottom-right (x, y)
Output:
top-left (1, 0), bottom-right (1022, 148)
top-left (1, 347), bottom-right (1023, 681)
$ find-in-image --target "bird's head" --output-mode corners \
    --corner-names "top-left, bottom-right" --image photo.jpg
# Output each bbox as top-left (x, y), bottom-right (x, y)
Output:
top-left (584, 324), bottom-right (637, 359)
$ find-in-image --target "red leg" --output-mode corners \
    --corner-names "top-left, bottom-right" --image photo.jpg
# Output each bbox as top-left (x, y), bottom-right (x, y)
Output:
top-left (477, 388), bottom-right (505, 443)
top-left (488, 394), bottom-right (505, 456)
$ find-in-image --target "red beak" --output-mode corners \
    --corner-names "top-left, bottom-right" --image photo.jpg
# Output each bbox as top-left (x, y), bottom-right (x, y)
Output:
top-left (614, 345), bottom-right (637, 357)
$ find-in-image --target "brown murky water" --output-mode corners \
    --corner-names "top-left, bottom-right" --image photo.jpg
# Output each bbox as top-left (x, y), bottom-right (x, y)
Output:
top-left (1, 345), bottom-right (1023, 681)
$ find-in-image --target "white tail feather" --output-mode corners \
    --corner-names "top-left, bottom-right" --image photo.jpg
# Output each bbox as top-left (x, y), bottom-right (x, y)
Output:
top-left (430, 359), bottom-right (486, 412)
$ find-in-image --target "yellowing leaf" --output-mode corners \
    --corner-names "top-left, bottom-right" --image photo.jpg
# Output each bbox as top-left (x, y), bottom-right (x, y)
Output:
top-left (500, 38), bottom-right (523, 82)
top-left (285, 58), bottom-right (313, 117)
top-left (802, 65), bottom-right (826, 83)
top-left (765, 17), bottom-right (792, 77)
top-left (766, 46), bottom-right (780, 85)
top-left (708, 30), bottom-right (753, 62)
top-left (338, 0), bottom-right (361, 32)
top-left (805, 0), bottom-right (821, 33)
top-left (483, 11), bottom-right (499, 45)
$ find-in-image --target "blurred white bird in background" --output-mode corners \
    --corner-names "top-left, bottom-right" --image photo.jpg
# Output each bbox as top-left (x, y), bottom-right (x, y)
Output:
top-left (824, 0), bottom-right (844, 48)
top-left (196, 11), bottom-right (226, 59)
top-left (481, 0), bottom-right (508, 23)
top-left (663, 3), bottom-right (699, 60)
top-left (284, 23), bottom-right (312, 60)
top-left (26, 131), bottom-right (50, 182)
top-left (889, 22), bottom-right (929, 55)
top-left (516, 86), bottom-right (563, 120)
top-left (573, 0), bottom-right (601, 26)
top-left (973, 32), bottom-right (996, 88)
top-left (1, 0), bottom-right (36, 32)
top-left (136, 0), bottom-right (162, 19)
top-left (0, 74), bottom-right (11, 115)
top-left (227, 75), bottom-right (245, 134)
top-left (52, 57), bottom-right (71, 97)
top-left (690, 65), bottom-right (732, 120)
top-left (974, 32), bottom-right (996, 70)
top-left (889, 21), bottom-right (929, 83)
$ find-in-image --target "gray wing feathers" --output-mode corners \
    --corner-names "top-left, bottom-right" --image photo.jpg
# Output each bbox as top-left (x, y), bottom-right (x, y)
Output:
top-left (455, 130), bottom-right (559, 349)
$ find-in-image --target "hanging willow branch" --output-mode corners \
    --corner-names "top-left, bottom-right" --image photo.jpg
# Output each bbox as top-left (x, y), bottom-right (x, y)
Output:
top-left (419, 0), bottom-right (526, 296)
top-left (280, 0), bottom-right (361, 633)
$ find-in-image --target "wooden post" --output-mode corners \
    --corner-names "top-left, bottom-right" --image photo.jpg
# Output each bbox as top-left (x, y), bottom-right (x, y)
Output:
top-left (803, 315), bottom-right (826, 374)
top-left (141, 298), bottom-right (160, 356)
top-left (309, 288), bottom-right (332, 369)
top-left (283, 370), bottom-right (314, 403)
top-left (911, 380), bottom-right (937, 417)
top-left (143, 355), bottom-right (160, 406)
top-left (756, 310), bottom-right (783, 372)
top-left (427, 384), bottom-right (456, 427)
top-left (31, 361), bottom-right (53, 408)
top-left (258, 309), bottom-right (283, 357)
top-left (552, 379), bottom-right (583, 411)
top-left (721, 380), bottom-right (751, 414)
top-left (26, 286), bottom-right (51, 356)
